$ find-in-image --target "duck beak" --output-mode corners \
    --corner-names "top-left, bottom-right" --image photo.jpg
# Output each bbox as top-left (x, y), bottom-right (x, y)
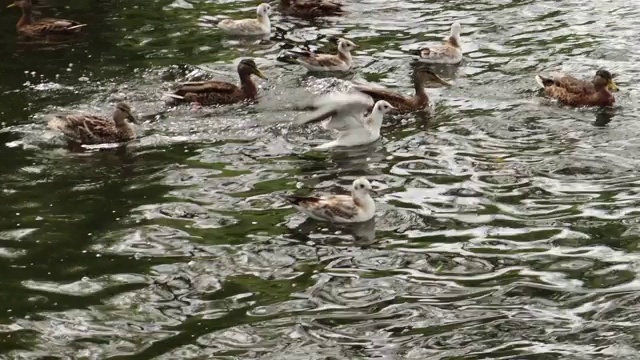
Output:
top-left (253, 68), bottom-right (268, 80)
top-left (431, 73), bottom-right (452, 86)
top-left (7, 3), bottom-right (16, 7)
top-left (127, 113), bottom-right (139, 124)
top-left (607, 79), bottom-right (619, 92)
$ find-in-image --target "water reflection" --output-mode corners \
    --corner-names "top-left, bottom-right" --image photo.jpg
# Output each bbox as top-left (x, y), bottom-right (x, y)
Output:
top-left (0, 0), bottom-right (639, 358)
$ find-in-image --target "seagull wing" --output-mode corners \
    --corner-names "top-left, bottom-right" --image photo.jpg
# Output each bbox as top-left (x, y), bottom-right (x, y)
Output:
top-left (294, 92), bottom-right (373, 130)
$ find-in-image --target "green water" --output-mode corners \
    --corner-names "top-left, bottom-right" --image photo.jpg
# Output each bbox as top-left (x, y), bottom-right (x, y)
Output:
top-left (1, 0), bottom-right (640, 358)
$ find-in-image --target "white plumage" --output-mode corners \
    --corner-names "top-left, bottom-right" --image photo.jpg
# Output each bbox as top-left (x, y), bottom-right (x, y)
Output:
top-left (218, 3), bottom-right (272, 36)
top-left (294, 91), bottom-right (395, 149)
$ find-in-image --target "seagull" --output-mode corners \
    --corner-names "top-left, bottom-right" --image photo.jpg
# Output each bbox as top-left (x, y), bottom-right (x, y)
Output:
top-left (218, 3), bottom-right (272, 36)
top-left (283, 177), bottom-right (376, 223)
top-left (292, 38), bottom-right (357, 72)
top-left (293, 91), bottom-right (395, 149)
top-left (418, 22), bottom-right (463, 64)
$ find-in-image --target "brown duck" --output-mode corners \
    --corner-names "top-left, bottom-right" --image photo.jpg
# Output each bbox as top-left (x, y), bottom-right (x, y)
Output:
top-left (351, 68), bottom-right (451, 113)
top-left (48, 103), bottom-right (138, 145)
top-left (166, 59), bottom-right (267, 106)
top-left (7, 0), bottom-right (86, 37)
top-left (535, 69), bottom-right (618, 107)
top-left (280, 0), bottom-right (344, 18)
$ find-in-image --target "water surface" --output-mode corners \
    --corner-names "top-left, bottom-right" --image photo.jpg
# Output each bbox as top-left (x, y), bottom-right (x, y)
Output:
top-left (1, 0), bottom-right (640, 358)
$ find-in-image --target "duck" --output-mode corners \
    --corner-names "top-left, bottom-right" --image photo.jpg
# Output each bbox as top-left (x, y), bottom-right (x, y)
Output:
top-left (7, 0), bottom-right (86, 37)
top-left (48, 102), bottom-right (137, 145)
top-left (218, 3), bottom-right (271, 36)
top-left (535, 69), bottom-right (618, 107)
top-left (418, 22), bottom-right (462, 65)
top-left (283, 177), bottom-right (375, 223)
top-left (291, 38), bottom-right (357, 72)
top-left (165, 59), bottom-right (267, 106)
top-left (280, 0), bottom-right (344, 18)
top-left (350, 67), bottom-right (451, 113)
top-left (293, 91), bottom-right (394, 149)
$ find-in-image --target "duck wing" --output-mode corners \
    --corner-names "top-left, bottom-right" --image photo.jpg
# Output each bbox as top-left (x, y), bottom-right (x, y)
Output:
top-left (173, 81), bottom-right (239, 96)
top-left (291, 0), bottom-right (343, 16)
top-left (30, 18), bottom-right (86, 34)
top-left (48, 115), bottom-right (117, 144)
top-left (351, 85), bottom-right (409, 107)
top-left (550, 74), bottom-right (596, 94)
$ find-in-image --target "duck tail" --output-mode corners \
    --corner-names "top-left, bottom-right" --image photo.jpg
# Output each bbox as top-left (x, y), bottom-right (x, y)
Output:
top-left (68, 23), bottom-right (88, 31)
top-left (535, 74), bottom-right (554, 88)
top-left (163, 93), bottom-right (184, 100)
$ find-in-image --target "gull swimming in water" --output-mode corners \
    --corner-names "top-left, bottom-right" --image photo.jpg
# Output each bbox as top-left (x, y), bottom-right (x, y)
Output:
top-left (293, 91), bottom-right (395, 149)
top-left (292, 38), bottom-right (357, 72)
top-left (218, 3), bottom-right (272, 36)
top-left (418, 22), bottom-right (463, 64)
top-left (284, 177), bottom-right (376, 223)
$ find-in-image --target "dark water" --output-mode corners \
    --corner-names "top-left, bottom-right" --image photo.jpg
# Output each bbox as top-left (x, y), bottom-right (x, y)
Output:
top-left (1, 0), bottom-right (640, 358)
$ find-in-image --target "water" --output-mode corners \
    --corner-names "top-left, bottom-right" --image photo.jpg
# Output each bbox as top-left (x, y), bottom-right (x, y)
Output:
top-left (1, 0), bottom-right (640, 358)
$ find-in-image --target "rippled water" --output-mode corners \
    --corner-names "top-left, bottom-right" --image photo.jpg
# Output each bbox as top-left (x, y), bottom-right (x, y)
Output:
top-left (2, 0), bottom-right (640, 358)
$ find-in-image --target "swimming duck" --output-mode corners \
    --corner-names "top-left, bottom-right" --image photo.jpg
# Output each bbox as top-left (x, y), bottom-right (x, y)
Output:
top-left (351, 68), bottom-right (451, 113)
top-left (48, 102), bottom-right (137, 145)
top-left (535, 69), bottom-right (618, 107)
top-left (280, 0), bottom-right (344, 18)
top-left (418, 22), bottom-right (462, 64)
top-left (292, 38), bottom-right (357, 72)
top-left (293, 91), bottom-right (394, 149)
top-left (7, 0), bottom-right (86, 37)
top-left (284, 177), bottom-right (375, 223)
top-left (218, 3), bottom-right (271, 36)
top-left (166, 59), bottom-right (267, 106)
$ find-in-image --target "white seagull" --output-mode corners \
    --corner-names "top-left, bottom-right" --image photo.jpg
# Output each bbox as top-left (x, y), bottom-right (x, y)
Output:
top-left (294, 91), bottom-right (395, 149)
top-left (418, 22), bottom-right (463, 64)
top-left (283, 177), bottom-right (376, 223)
top-left (218, 3), bottom-right (272, 36)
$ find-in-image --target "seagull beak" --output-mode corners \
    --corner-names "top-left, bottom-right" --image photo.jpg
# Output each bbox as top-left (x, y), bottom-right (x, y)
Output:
top-left (7, 3), bottom-right (16, 7)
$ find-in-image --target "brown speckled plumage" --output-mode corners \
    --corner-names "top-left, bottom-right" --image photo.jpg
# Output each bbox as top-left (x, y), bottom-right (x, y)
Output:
top-left (167, 59), bottom-right (267, 106)
top-left (8, 0), bottom-right (86, 37)
top-left (280, 0), bottom-right (343, 18)
top-left (352, 68), bottom-right (451, 113)
top-left (536, 69), bottom-right (618, 107)
top-left (48, 103), bottom-right (137, 145)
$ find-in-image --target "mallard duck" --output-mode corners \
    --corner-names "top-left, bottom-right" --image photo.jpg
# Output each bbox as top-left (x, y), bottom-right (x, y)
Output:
top-left (7, 0), bottom-right (86, 37)
top-left (293, 92), bottom-right (394, 149)
top-left (218, 3), bottom-right (271, 36)
top-left (165, 59), bottom-right (267, 106)
top-left (418, 22), bottom-right (462, 64)
top-left (284, 177), bottom-right (375, 223)
top-left (280, 0), bottom-right (344, 18)
top-left (351, 68), bottom-right (451, 113)
top-left (291, 38), bottom-right (357, 72)
top-left (48, 102), bottom-right (137, 145)
top-left (535, 69), bottom-right (618, 107)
